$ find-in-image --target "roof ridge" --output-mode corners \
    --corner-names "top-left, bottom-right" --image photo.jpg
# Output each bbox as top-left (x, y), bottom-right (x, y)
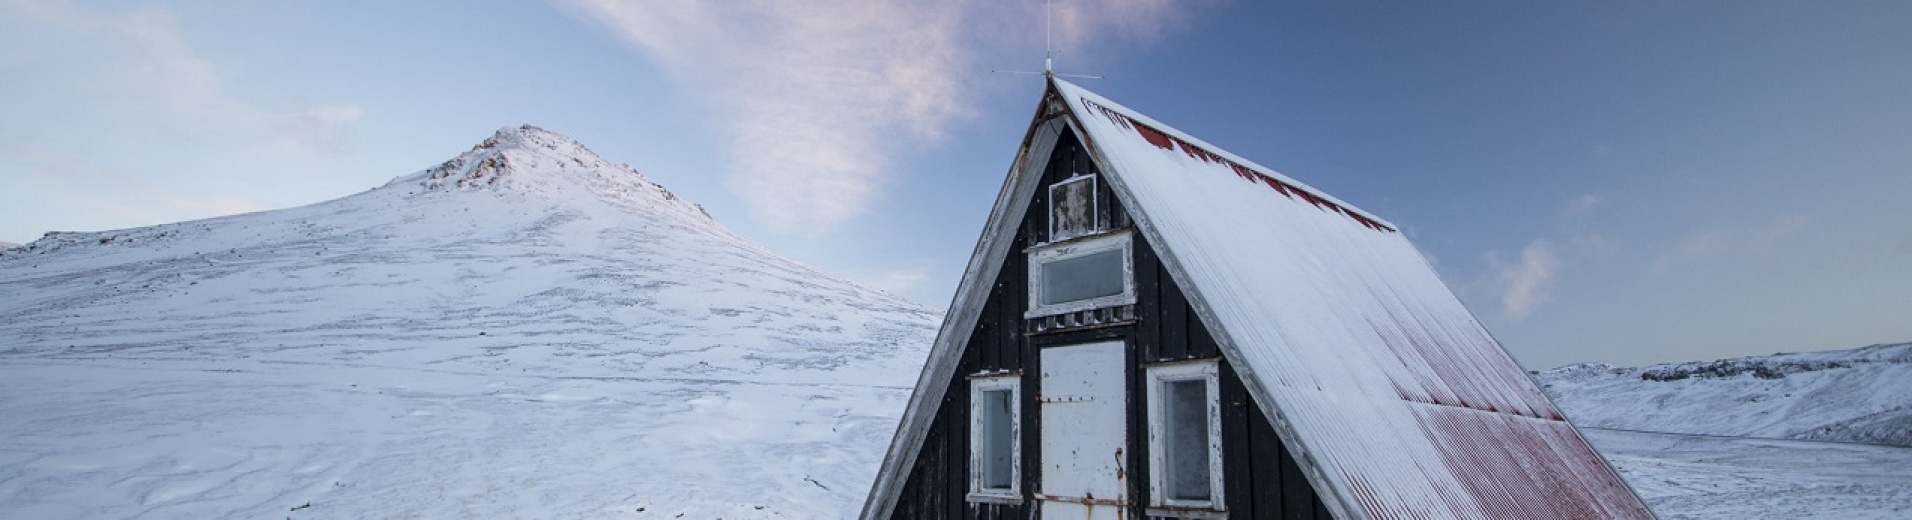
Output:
top-left (1053, 79), bottom-right (1397, 233)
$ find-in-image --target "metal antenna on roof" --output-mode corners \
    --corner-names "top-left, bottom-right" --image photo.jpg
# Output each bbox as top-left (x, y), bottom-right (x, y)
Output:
top-left (1044, 0), bottom-right (1053, 76)
top-left (992, 0), bottom-right (1103, 80)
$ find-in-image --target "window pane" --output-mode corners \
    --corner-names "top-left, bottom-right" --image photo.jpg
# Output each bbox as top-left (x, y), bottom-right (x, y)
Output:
top-left (1050, 177), bottom-right (1096, 240)
top-left (982, 388), bottom-right (1014, 490)
top-left (1165, 379), bottom-right (1212, 501)
top-left (1041, 249), bottom-right (1125, 305)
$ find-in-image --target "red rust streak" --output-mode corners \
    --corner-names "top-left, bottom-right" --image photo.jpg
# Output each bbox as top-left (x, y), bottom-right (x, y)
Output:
top-left (1230, 164), bottom-right (1256, 182)
top-left (1262, 177), bottom-right (1293, 198)
top-left (1132, 123), bottom-right (1176, 150)
top-left (1083, 97), bottom-right (1403, 234)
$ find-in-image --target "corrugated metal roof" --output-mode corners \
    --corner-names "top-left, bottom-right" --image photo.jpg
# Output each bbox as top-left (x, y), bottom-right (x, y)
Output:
top-left (1054, 78), bottom-right (1654, 519)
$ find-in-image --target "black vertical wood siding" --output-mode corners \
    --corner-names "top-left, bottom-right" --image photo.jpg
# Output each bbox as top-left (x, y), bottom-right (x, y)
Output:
top-left (888, 129), bottom-right (1331, 519)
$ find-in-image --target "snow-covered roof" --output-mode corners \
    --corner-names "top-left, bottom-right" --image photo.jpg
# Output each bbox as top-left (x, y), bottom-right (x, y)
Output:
top-left (863, 79), bottom-right (1653, 519)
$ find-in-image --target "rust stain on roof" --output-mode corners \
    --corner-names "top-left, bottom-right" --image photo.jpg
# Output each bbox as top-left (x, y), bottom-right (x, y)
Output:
top-left (1083, 97), bottom-right (1397, 234)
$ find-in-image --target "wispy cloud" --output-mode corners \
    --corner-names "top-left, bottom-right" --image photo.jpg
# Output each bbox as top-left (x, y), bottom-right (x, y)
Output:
top-left (1, 0), bottom-right (362, 155)
top-left (1651, 232), bottom-right (1727, 274)
top-left (1752, 214), bottom-right (1809, 255)
top-left (1484, 240), bottom-right (1563, 320)
top-left (7, 141), bottom-right (265, 228)
top-left (864, 266), bottom-right (934, 299)
top-left (1565, 193), bottom-right (1603, 217)
top-left (1, 0), bottom-right (357, 241)
top-left (558, 0), bottom-right (1199, 234)
top-left (1652, 214), bottom-right (1810, 273)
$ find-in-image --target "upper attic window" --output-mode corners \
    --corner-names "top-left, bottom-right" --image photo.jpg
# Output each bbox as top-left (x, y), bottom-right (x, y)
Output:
top-left (1048, 174), bottom-right (1100, 242)
top-left (1026, 230), bottom-right (1134, 318)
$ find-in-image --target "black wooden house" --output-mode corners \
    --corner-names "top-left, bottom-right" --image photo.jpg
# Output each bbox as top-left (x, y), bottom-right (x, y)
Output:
top-left (860, 79), bottom-right (1654, 519)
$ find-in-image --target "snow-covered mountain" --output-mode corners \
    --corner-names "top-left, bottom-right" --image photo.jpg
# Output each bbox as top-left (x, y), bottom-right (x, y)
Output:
top-left (0, 241), bottom-right (19, 250)
top-left (0, 125), bottom-right (937, 518)
top-left (1540, 342), bottom-right (1912, 446)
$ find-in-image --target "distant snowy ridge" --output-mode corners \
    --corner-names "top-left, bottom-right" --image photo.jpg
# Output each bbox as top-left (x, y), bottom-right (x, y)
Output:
top-left (0, 125), bottom-right (936, 518)
top-left (1540, 342), bottom-right (1912, 446)
top-left (0, 241), bottom-right (17, 250)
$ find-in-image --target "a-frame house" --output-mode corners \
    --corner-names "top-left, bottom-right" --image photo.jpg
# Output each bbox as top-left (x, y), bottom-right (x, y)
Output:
top-left (860, 78), bottom-right (1655, 519)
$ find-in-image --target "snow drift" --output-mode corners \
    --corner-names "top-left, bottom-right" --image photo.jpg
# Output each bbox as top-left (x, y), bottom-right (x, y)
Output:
top-left (0, 125), bottom-right (936, 518)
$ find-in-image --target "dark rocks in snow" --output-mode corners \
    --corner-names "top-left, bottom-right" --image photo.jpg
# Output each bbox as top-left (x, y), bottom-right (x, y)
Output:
top-left (1641, 358), bottom-right (1853, 381)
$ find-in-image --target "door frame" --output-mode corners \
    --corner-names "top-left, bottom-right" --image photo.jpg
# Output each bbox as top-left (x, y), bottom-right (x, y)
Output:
top-left (1035, 339), bottom-right (1132, 519)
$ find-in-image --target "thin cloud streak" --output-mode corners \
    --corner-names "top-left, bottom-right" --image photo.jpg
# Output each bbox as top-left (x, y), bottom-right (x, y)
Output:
top-left (1652, 232), bottom-right (1727, 274)
top-left (1565, 193), bottom-right (1603, 217)
top-left (7, 141), bottom-right (266, 231)
top-left (1, 0), bottom-right (362, 156)
top-left (1652, 214), bottom-right (1810, 274)
top-left (865, 266), bottom-right (934, 300)
top-left (1, 0), bottom-right (360, 242)
top-left (559, 0), bottom-right (1196, 234)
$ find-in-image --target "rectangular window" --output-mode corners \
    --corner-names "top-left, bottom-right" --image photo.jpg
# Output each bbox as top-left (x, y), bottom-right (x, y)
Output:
top-left (969, 374), bottom-right (1021, 502)
top-left (1040, 248), bottom-right (1125, 305)
top-left (981, 388), bottom-right (1014, 489)
top-left (1147, 361), bottom-right (1225, 513)
top-left (1164, 380), bottom-right (1212, 500)
top-left (1026, 231), bottom-right (1135, 318)
top-left (1049, 174), bottom-right (1099, 241)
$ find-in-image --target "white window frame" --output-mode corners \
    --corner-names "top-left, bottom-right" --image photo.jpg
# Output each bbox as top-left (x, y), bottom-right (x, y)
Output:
top-left (1024, 230), bottom-right (1135, 319)
top-left (967, 373), bottom-right (1022, 503)
top-left (1048, 173), bottom-right (1101, 242)
top-left (1146, 360), bottom-right (1226, 513)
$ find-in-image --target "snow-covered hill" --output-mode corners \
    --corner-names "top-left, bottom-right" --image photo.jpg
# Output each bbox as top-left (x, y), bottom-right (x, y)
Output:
top-left (1540, 342), bottom-right (1912, 446)
top-left (1537, 343), bottom-right (1912, 518)
top-left (0, 241), bottom-right (19, 250)
top-left (0, 125), bottom-right (937, 518)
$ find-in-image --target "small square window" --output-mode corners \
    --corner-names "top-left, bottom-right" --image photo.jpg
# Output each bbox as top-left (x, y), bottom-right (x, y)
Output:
top-left (1049, 174), bottom-right (1100, 241)
top-left (1147, 361), bottom-right (1225, 512)
top-left (969, 374), bottom-right (1021, 503)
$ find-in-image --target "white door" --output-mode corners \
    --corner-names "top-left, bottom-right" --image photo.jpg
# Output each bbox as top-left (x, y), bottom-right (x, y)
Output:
top-left (1038, 341), bottom-right (1128, 519)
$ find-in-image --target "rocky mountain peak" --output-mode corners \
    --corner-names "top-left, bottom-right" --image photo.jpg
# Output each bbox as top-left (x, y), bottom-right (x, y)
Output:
top-left (409, 124), bottom-right (712, 222)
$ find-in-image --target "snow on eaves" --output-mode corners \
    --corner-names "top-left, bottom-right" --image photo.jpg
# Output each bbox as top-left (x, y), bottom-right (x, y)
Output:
top-left (1054, 79), bottom-right (1653, 519)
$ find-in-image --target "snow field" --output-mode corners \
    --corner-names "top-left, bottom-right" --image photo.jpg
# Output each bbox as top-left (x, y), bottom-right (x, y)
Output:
top-left (1587, 428), bottom-right (1912, 519)
top-left (0, 359), bottom-right (913, 518)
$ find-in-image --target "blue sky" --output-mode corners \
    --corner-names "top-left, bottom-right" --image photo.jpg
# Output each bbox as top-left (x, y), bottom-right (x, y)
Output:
top-left (4, 0), bottom-right (1908, 370)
